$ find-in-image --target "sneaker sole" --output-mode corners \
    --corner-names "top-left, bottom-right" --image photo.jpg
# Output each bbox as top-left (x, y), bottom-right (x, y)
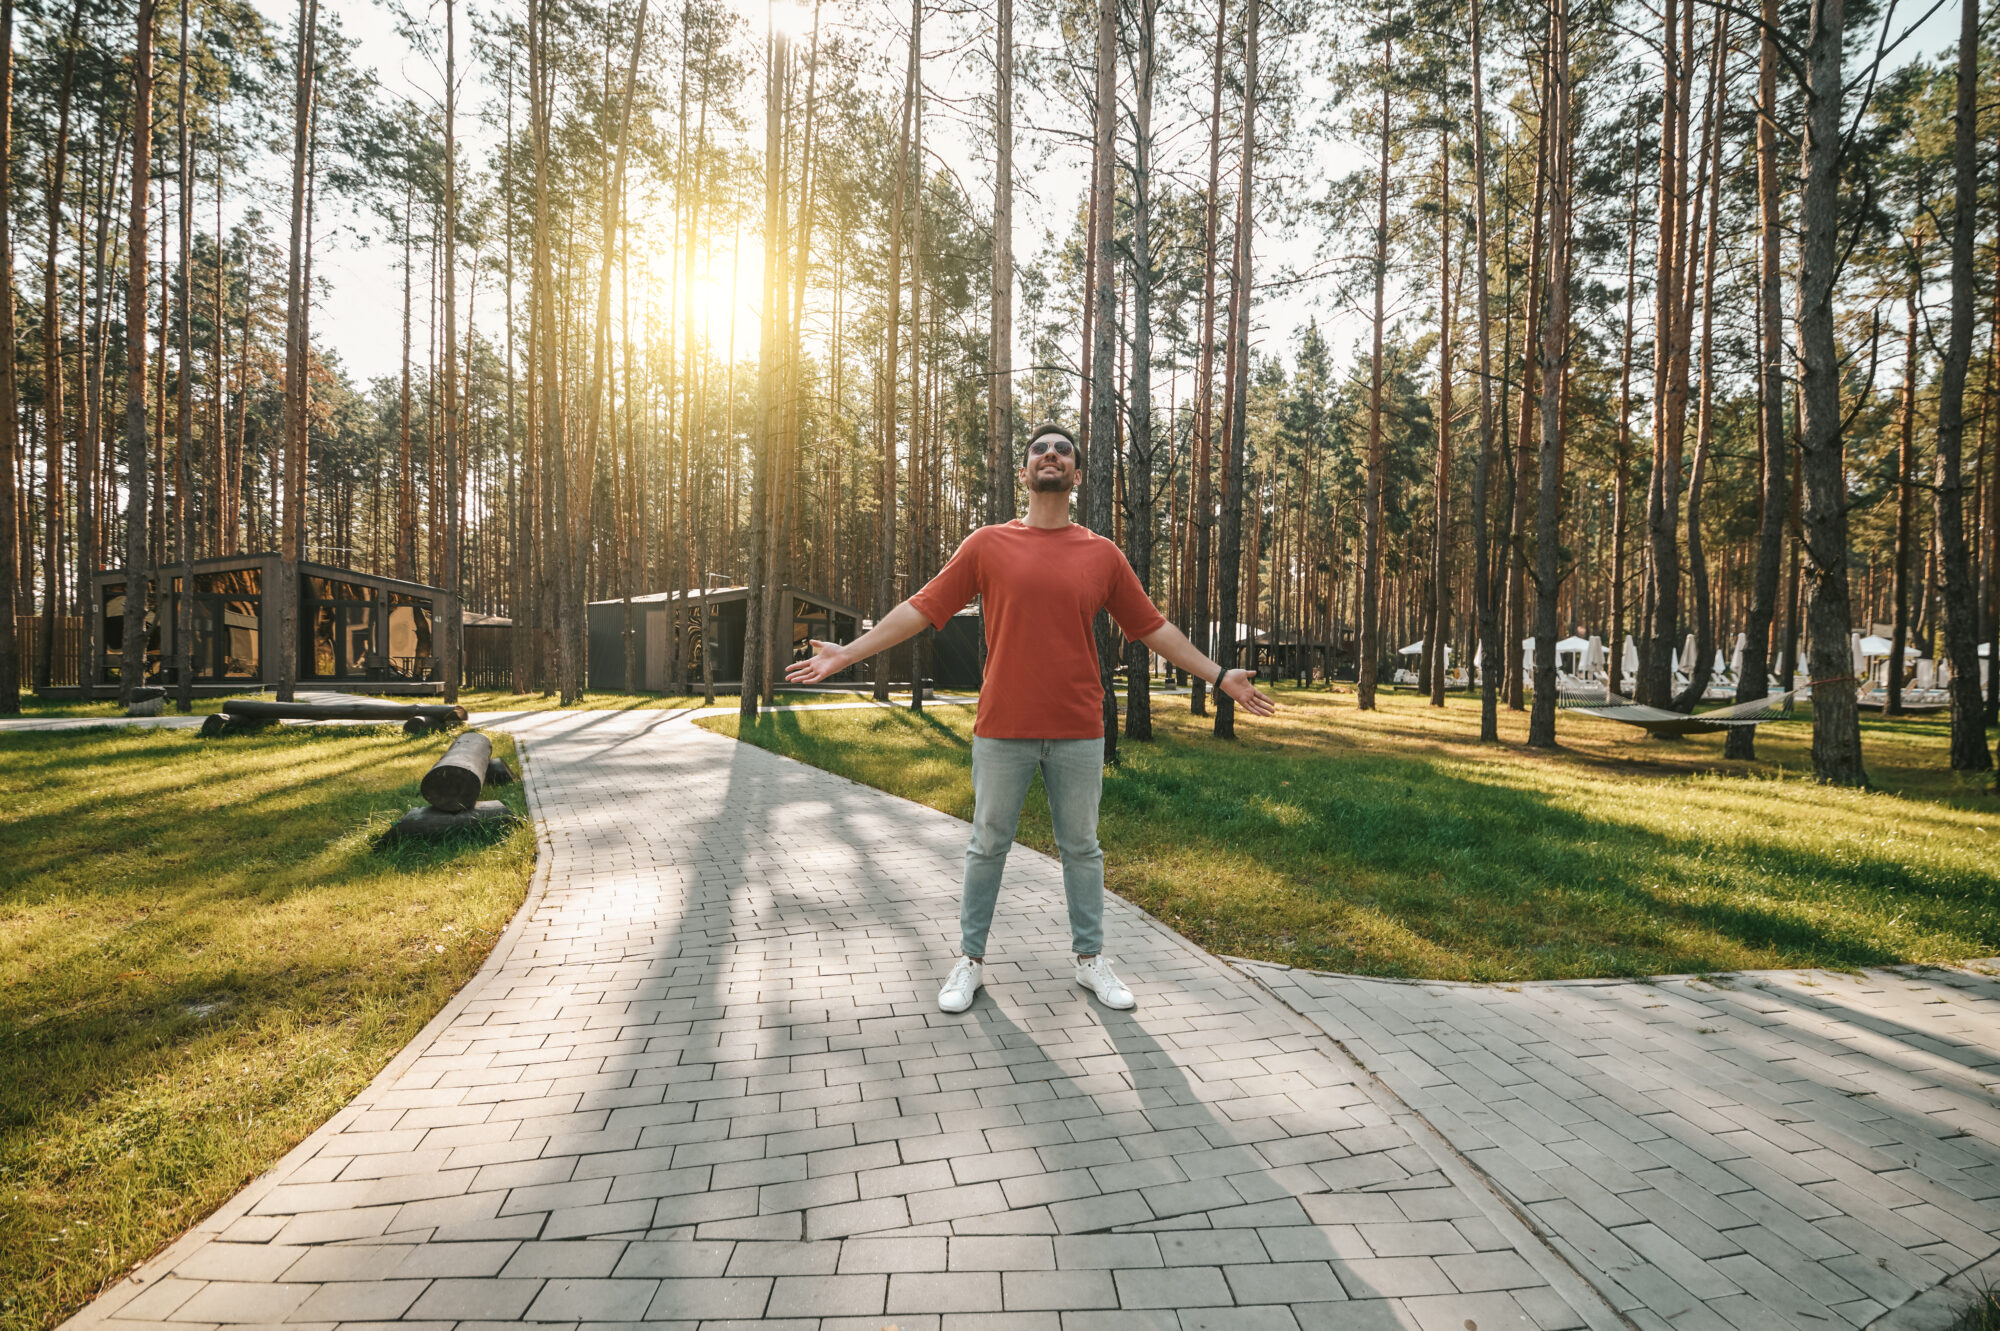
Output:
top-left (939, 991), bottom-right (978, 1014)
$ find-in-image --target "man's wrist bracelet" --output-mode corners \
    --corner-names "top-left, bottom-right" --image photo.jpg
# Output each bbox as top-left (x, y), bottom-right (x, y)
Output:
top-left (1211, 667), bottom-right (1228, 689)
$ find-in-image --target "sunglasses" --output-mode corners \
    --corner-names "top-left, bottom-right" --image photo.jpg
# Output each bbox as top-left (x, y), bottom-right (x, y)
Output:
top-left (1028, 437), bottom-right (1075, 457)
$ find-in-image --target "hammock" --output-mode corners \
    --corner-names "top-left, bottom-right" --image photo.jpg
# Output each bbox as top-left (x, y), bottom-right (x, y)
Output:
top-left (1557, 688), bottom-right (1801, 736)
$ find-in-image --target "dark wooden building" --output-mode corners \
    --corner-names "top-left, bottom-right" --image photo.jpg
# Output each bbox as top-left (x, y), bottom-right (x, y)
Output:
top-left (83, 554), bottom-right (457, 697)
top-left (585, 585), bottom-right (863, 691)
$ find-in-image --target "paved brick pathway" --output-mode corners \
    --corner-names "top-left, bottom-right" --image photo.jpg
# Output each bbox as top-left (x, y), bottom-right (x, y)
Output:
top-left (55, 707), bottom-right (2000, 1330)
top-left (1241, 960), bottom-right (2000, 1331)
top-left (66, 709), bottom-right (1609, 1331)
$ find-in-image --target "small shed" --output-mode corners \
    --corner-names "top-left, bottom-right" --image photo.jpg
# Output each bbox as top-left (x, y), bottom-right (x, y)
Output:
top-left (88, 553), bottom-right (457, 696)
top-left (585, 585), bottom-right (863, 691)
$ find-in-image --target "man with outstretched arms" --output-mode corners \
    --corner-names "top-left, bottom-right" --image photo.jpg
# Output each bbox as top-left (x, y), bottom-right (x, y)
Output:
top-left (786, 420), bottom-right (1276, 1013)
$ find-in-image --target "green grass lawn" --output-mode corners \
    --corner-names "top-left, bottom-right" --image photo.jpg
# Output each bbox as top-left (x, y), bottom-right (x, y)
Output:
top-left (10, 694), bottom-right (230, 719)
top-left (702, 684), bottom-right (1998, 983)
top-left (0, 725), bottom-right (535, 1331)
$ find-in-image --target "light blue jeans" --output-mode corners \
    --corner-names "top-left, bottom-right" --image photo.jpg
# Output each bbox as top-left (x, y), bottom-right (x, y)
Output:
top-left (962, 736), bottom-right (1105, 959)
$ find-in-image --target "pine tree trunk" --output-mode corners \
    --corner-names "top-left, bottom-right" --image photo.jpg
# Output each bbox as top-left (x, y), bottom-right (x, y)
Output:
top-left (277, 0), bottom-right (316, 703)
top-left (1642, 0), bottom-right (1689, 708)
top-left (1526, 0), bottom-right (1569, 750)
top-left (1672, 28), bottom-right (1727, 715)
top-left (35, 3), bottom-right (78, 692)
top-left (1610, 140), bottom-right (1640, 702)
top-left (1086, 0), bottom-right (1119, 756)
top-left (174, 0), bottom-right (195, 712)
top-left (1506, 104), bottom-right (1546, 713)
top-left (1888, 289), bottom-right (1919, 716)
top-left (0, 0), bottom-right (18, 711)
top-left (120, 0), bottom-right (157, 710)
top-left (1932, 0), bottom-right (1993, 770)
top-left (1727, 0), bottom-right (1789, 760)
top-left (1796, 0), bottom-right (1866, 785)
top-left (441, 0), bottom-right (463, 704)
top-left (1468, 0), bottom-right (1500, 741)
top-left (1214, 0), bottom-right (1258, 741)
top-left (1357, 30), bottom-right (1389, 714)
top-left (1189, 0), bottom-right (1227, 718)
top-left (988, 0), bottom-right (1014, 527)
top-left (1429, 126), bottom-right (1451, 710)
top-left (873, 13), bottom-right (916, 703)
top-left (741, 13), bottom-right (782, 723)
top-left (1123, 0), bottom-right (1157, 742)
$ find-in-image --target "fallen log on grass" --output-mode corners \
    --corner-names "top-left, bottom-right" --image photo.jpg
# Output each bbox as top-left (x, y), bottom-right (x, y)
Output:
top-left (381, 800), bottom-right (521, 844)
top-left (419, 731), bottom-right (493, 813)
top-left (485, 756), bottom-right (516, 785)
top-left (222, 698), bottom-right (467, 725)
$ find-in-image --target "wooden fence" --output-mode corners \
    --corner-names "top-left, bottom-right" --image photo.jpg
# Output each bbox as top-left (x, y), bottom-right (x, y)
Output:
top-left (14, 615), bottom-right (85, 688)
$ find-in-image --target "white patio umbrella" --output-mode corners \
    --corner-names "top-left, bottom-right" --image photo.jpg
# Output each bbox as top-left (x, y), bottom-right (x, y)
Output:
top-left (1713, 650), bottom-right (1728, 674)
top-left (1680, 633), bottom-right (1697, 674)
top-left (1399, 640), bottom-right (1424, 655)
top-left (1585, 635), bottom-right (1605, 673)
top-left (1729, 632), bottom-right (1746, 677)
top-left (1622, 636), bottom-right (1640, 675)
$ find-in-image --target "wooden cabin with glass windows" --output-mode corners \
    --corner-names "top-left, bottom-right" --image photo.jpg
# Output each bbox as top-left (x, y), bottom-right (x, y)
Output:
top-left (584, 585), bottom-right (862, 691)
top-left (84, 554), bottom-right (458, 697)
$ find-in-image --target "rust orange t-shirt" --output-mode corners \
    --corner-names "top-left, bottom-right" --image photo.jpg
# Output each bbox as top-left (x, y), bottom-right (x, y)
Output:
top-left (909, 520), bottom-right (1167, 739)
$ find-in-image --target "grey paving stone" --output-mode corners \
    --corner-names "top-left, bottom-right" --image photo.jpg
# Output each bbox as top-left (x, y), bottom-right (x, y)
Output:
top-left (720, 1242), bottom-right (841, 1276)
top-left (609, 1241), bottom-right (734, 1279)
top-left (887, 1270), bottom-right (1003, 1313)
top-left (522, 1278), bottom-right (660, 1321)
top-left (285, 1280), bottom-right (428, 1321)
top-left (405, 1278), bottom-right (545, 1320)
top-left (1179, 1310), bottom-right (1303, 1331)
top-left (763, 1273), bottom-right (886, 1317)
top-left (164, 1282), bottom-right (314, 1324)
top-left (1000, 1268), bottom-right (1119, 1310)
top-left (497, 1241), bottom-right (626, 1279)
top-left (641, 1275), bottom-right (771, 1320)
top-left (1110, 1267), bottom-right (1231, 1309)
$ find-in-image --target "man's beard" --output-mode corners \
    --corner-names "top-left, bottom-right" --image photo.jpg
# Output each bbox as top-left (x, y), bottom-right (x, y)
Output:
top-left (1029, 468), bottom-right (1074, 494)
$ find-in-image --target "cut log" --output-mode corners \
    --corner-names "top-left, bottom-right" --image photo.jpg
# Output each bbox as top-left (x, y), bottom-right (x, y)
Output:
top-left (381, 800), bottom-right (521, 844)
top-left (200, 713), bottom-right (229, 737)
top-left (224, 698), bottom-right (464, 724)
top-left (485, 756), bottom-right (516, 786)
top-left (420, 731), bottom-right (493, 813)
top-left (403, 717), bottom-right (433, 736)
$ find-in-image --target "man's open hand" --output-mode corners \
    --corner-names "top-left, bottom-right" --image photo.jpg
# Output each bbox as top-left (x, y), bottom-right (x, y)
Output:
top-left (1221, 668), bottom-right (1277, 717)
top-left (784, 640), bottom-right (851, 686)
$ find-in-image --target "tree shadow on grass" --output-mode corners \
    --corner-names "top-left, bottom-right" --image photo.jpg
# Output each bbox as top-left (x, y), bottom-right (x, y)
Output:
top-left (1106, 734), bottom-right (1999, 979)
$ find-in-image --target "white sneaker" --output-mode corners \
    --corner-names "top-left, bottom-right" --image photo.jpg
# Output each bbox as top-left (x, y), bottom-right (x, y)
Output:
top-left (1075, 955), bottom-right (1135, 1010)
top-left (938, 957), bottom-right (983, 1013)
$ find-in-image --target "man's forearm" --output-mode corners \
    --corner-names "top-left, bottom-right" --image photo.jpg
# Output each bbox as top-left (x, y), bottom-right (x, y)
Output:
top-left (839, 600), bottom-right (933, 665)
top-left (1138, 622), bottom-right (1224, 684)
